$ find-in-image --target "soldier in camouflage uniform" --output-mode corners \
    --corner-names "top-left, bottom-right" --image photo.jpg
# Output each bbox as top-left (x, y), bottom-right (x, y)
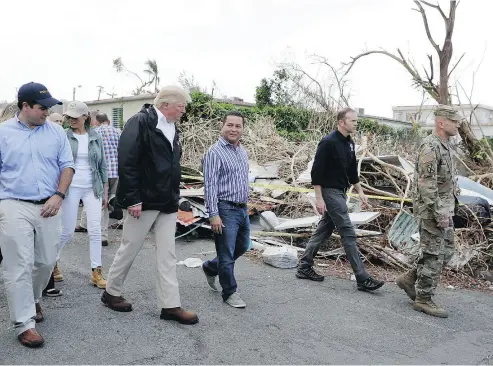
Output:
top-left (396, 105), bottom-right (461, 318)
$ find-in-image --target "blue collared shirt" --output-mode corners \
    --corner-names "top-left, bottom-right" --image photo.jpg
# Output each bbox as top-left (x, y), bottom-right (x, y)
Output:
top-left (0, 116), bottom-right (75, 201)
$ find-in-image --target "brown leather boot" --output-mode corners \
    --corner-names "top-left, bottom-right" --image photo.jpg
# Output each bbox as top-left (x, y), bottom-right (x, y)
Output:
top-left (160, 307), bottom-right (199, 325)
top-left (395, 269), bottom-right (417, 300)
top-left (34, 303), bottom-right (44, 323)
top-left (101, 290), bottom-right (132, 312)
top-left (18, 329), bottom-right (44, 348)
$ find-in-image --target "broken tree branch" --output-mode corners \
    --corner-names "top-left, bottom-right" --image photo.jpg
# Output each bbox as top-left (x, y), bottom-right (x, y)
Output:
top-left (414, 0), bottom-right (441, 54)
top-left (420, 0), bottom-right (448, 21)
top-left (448, 52), bottom-right (465, 78)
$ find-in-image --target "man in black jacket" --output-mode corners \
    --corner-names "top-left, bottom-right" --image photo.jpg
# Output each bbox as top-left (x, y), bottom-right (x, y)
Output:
top-left (101, 86), bottom-right (198, 325)
top-left (296, 108), bottom-right (384, 292)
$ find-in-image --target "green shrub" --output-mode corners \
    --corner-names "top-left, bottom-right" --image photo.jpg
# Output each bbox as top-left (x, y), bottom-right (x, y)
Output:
top-left (182, 92), bottom-right (421, 143)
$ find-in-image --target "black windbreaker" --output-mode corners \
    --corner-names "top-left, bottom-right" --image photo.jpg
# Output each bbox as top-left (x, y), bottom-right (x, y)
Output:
top-left (116, 104), bottom-right (181, 213)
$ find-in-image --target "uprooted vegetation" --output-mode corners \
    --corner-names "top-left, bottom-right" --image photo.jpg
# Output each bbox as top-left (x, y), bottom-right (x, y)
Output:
top-left (177, 107), bottom-right (493, 284)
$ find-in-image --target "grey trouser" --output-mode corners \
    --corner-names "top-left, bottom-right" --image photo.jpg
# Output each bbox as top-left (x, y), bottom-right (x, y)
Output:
top-left (299, 188), bottom-right (370, 282)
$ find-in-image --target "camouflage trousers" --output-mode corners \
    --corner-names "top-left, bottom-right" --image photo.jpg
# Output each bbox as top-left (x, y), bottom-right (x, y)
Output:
top-left (414, 218), bottom-right (455, 299)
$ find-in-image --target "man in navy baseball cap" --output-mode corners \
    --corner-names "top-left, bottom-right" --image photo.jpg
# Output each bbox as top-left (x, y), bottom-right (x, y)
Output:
top-left (16, 82), bottom-right (62, 128)
top-left (17, 82), bottom-right (62, 108)
top-left (1, 81), bottom-right (75, 347)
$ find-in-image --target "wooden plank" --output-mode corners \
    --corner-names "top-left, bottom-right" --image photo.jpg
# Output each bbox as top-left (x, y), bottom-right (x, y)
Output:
top-left (250, 231), bottom-right (311, 238)
top-left (180, 188), bottom-right (204, 197)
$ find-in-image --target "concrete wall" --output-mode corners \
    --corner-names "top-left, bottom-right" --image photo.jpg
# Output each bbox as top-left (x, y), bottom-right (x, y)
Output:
top-left (80, 94), bottom-right (254, 128)
top-left (362, 114), bottom-right (414, 130)
top-left (392, 105), bottom-right (493, 138)
top-left (67, 96), bottom-right (154, 128)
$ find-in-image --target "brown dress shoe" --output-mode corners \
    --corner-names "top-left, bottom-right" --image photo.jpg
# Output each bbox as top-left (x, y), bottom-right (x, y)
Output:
top-left (18, 329), bottom-right (44, 348)
top-left (101, 290), bottom-right (132, 312)
top-left (34, 303), bottom-right (44, 323)
top-left (160, 307), bottom-right (199, 325)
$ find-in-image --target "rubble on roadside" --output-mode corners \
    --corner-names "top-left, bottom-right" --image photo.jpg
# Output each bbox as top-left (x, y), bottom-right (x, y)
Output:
top-left (172, 117), bottom-right (493, 278)
top-left (176, 151), bottom-right (493, 277)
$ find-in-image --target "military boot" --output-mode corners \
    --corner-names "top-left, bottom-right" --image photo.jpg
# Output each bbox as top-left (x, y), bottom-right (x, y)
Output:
top-left (413, 297), bottom-right (448, 318)
top-left (395, 269), bottom-right (417, 300)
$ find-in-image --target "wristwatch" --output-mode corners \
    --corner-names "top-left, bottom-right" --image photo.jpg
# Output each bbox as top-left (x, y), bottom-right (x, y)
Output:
top-left (54, 191), bottom-right (66, 200)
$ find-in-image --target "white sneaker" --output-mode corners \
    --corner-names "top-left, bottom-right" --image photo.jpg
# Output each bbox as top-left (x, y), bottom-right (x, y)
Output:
top-left (225, 292), bottom-right (246, 308)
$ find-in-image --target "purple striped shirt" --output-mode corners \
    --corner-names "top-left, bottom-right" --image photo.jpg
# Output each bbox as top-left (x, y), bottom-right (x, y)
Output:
top-left (203, 136), bottom-right (249, 218)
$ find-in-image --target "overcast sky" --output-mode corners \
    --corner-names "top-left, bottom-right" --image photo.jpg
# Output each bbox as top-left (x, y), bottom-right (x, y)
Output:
top-left (0, 0), bottom-right (491, 117)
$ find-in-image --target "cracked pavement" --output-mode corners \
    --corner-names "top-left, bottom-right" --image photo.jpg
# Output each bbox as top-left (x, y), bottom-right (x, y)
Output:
top-left (2, 225), bottom-right (493, 364)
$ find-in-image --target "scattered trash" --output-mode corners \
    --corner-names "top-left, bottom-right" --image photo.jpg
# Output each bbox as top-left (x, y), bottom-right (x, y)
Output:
top-left (175, 137), bottom-right (492, 283)
top-left (262, 246), bottom-right (298, 269)
top-left (259, 211), bottom-right (280, 231)
top-left (350, 274), bottom-right (356, 282)
top-left (177, 257), bottom-right (203, 268)
top-left (446, 285), bottom-right (455, 290)
top-left (250, 240), bottom-right (267, 251)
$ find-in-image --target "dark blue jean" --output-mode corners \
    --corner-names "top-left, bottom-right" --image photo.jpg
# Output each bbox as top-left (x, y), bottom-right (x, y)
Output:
top-left (203, 201), bottom-right (250, 300)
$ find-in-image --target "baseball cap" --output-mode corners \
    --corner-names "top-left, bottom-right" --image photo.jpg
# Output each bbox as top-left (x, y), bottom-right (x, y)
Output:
top-left (434, 105), bottom-right (462, 122)
top-left (64, 101), bottom-right (89, 118)
top-left (17, 82), bottom-right (62, 108)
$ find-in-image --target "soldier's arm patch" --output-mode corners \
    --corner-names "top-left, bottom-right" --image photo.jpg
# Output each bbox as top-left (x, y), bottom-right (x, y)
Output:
top-left (426, 163), bottom-right (435, 175)
top-left (417, 144), bottom-right (438, 179)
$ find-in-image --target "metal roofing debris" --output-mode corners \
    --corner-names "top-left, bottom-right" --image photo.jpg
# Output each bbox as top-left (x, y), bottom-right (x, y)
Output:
top-left (273, 212), bottom-right (380, 231)
top-left (388, 210), bottom-right (420, 258)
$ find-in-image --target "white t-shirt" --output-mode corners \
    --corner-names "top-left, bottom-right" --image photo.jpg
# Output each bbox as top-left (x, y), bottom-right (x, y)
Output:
top-left (71, 133), bottom-right (93, 189)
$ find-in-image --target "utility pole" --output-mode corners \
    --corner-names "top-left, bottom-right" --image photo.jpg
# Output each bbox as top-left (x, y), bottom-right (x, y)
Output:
top-left (96, 86), bottom-right (104, 100)
top-left (72, 85), bottom-right (82, 101)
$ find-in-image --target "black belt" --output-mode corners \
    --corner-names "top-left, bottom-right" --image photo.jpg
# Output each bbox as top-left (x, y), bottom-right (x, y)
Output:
top-left (220, 200), bottom-right (247, 208)
top-left (14, 198), bottom-right (50, 205)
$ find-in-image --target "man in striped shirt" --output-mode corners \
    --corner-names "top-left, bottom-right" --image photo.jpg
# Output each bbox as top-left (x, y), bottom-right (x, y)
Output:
top-left (201, 111), bottom-right (250, 308)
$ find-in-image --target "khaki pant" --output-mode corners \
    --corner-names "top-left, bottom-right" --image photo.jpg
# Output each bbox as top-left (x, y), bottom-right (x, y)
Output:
top-left (106, 210), bottom-right (180, 309)
top-left (0, 199), bottom-right (61, 335)
top-left (80, 178), bottom-right (118, 241)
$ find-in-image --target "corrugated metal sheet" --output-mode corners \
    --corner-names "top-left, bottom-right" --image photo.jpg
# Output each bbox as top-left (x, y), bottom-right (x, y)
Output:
top-left (388, 210), bottom-right (420, 257)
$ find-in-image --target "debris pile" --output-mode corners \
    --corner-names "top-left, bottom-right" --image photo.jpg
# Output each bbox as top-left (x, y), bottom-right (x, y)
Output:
top-left (175, 117), bottom-right (493, 276)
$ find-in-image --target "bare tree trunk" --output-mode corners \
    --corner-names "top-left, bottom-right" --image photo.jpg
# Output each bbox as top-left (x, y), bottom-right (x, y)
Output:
top-left (344, 1), bottom-right (491, 167)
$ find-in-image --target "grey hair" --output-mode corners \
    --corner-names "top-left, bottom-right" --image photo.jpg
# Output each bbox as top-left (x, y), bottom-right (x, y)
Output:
top-left (153, 85), bottom-right (191, 108)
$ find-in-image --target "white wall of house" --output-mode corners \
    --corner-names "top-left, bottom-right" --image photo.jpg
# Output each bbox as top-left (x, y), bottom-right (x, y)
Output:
top-left (81, 96), bottom-right (154, 128)
top-left (74, 94), bottom-right (255, 129)
top-left (392, 104), bottom-right (493, 138)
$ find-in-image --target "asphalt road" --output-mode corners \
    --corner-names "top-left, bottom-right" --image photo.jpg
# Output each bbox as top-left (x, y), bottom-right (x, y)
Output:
top-left (1, 225), bottom-right (493, 365)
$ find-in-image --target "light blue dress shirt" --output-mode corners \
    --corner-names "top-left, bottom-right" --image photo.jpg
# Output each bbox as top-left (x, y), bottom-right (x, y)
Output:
top-left (0, 116), bottom-right (75, 201)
